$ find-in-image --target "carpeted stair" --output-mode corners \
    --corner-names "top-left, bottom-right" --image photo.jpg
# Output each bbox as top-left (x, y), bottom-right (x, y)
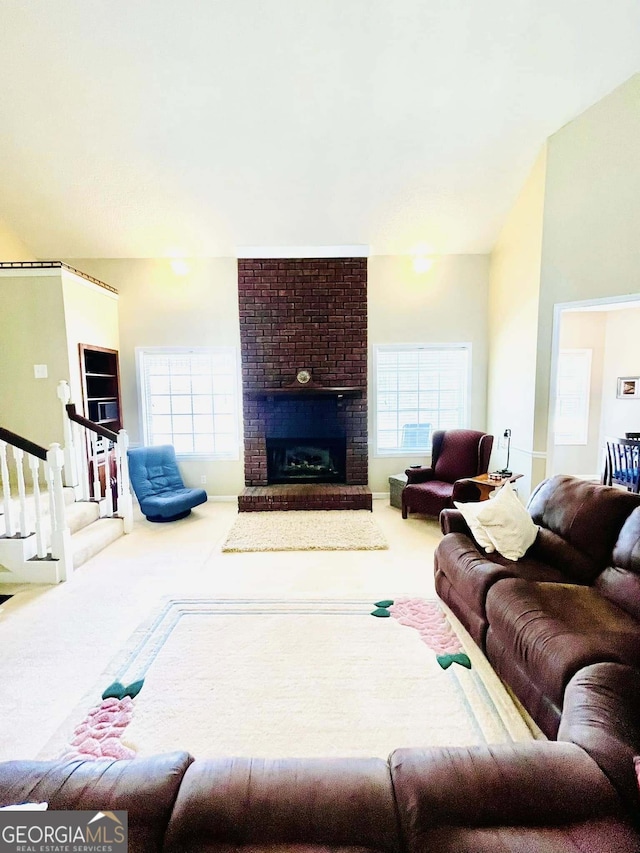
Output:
top-left (63, 495), bottom-right (123, 569)
top-left (56, 488), bottom-right (125, 569)
top-left (0, 487), bottom-right (124, 571)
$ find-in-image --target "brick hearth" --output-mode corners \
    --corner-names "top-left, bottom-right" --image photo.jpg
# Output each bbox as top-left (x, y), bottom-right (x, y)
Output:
top-left (238, 257), bottom-right (369, 510)
top-left (238, 484), bottom-right (372, 512)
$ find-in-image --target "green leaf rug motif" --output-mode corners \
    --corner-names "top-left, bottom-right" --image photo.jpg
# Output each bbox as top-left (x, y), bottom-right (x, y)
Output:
top-left (102, 679), bottom-right (145, 700)
top-left (102, 681), bottom-right (127, 700)
top-left (437, 652), bottom-right (472, 670)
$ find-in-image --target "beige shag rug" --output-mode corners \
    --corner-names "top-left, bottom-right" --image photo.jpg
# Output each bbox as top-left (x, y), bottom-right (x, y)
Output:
top-left (221, 510), bottom-right (389, 552)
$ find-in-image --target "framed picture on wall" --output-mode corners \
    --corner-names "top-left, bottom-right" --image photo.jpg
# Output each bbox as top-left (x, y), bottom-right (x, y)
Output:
top-left (616, 376), bottom-right (640, 399)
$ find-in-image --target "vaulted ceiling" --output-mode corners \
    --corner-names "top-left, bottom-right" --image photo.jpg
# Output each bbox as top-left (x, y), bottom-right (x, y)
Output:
top-left (1, 1), bottom-right (639, 258)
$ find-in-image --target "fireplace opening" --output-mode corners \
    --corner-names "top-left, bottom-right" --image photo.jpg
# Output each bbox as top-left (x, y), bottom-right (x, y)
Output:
top-left (266, 437), bottom-right (347, 484)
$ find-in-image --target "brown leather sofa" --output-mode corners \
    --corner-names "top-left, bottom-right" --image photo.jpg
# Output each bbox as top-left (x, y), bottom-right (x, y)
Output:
top-left (436, 474), bottom-right (640, 737)
top-left (2, 474), bottom-right (640, 852)
top-left (0, 661), bottom-right (639, 852)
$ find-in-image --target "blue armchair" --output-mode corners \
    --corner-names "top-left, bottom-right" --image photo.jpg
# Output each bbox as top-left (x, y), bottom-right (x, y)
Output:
top-left (127, 445), bottom-right (208, 522)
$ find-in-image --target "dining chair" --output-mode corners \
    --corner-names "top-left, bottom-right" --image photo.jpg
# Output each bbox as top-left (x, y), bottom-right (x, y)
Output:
top-left (603, 437), bottom-right (640, 494)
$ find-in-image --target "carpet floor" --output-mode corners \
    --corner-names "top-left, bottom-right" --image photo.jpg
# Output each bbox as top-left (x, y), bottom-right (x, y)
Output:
top-left (0, 501), bottom-right (528, 761)
top-left (221, 510), bottom-right (389, 552)
top-left (40, 597), bottom-right (533, 761)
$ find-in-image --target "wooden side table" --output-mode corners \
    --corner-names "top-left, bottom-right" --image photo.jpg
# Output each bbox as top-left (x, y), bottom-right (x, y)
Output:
top-left (463, 472), bottom-right (523, 501)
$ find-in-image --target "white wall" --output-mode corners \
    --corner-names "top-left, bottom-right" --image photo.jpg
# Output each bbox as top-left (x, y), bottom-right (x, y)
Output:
top-left (537, 74), bottom-right (640, 475)
top-left (0, 218), bottom-right (34, 261)
top-left (484, 74), bottom-right (640, 497)
top-left (0, 272), bottom-right (69, 447)
top-left (74, 255), bottom-right (489, 496)
top-left (600, 308), bottom-right (640, 441)
top-left (486, 147), bottom-right (547, 499)
top-left (0, 269), bottom-right (121, 452)
top-left (61, 271), bottom-right (120, 409)
top-left (69, 258), bottom-right (243, 495)
top-left (367, 254), bottom-right (489, 492)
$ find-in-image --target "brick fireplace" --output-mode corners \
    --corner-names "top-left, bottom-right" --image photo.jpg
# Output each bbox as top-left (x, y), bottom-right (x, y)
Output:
top-left (237, 257), bottom-right (370, 510)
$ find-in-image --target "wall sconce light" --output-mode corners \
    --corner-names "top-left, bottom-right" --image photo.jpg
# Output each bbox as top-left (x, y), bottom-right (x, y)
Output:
top-left (412, 255), bottom-right (433, 274)
top-left (170, 258), bottom-right (190, 276)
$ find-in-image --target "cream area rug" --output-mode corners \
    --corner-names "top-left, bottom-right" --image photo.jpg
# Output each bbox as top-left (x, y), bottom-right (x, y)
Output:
top-left (40, 598), bottom-right (534, 761)
top-left (221, 510), bottom-right (388, 552)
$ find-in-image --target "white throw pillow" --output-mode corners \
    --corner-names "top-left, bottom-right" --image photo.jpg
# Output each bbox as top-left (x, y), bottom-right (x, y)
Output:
top-left (0, 802), bottom-right (48, 811)
top-left (453, 498), bottom-right (496, 552)
top-left (455, 482), bottom-right (538, 560)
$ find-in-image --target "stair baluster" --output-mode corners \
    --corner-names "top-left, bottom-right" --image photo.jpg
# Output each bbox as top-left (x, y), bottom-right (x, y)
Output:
top-left (12, 446), bottom-right (29, 537)
top-left (57, 380), bottom-right (78, 489)
top-left (0, 440), bottom-right (15, 537)
top-left (28, 455), bottom-right (47, 558)
top-left (74, 422), bottom-right (91, 502)
top-left (90, 433), bottom-right (102, 508)
top-left (116, 429), bottom-right (134, 534)
top-left (46, 461), bottom-right (55, 537)
top-left (104, 441), bottom-right (115, 518)
top-left (46, 443), bottom-right (72, 581)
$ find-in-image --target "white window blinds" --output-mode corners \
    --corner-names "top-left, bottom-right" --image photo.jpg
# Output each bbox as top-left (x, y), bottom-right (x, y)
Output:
top-left (137, 348), bottom-right (240, 458)
top-left (375, 344), bottom-right (470, 454)
top-left (554, 349), bottom-right (592, 445)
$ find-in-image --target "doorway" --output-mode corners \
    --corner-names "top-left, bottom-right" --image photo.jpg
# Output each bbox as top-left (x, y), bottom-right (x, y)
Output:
top-left (548, 295), bottom-right (640, 481)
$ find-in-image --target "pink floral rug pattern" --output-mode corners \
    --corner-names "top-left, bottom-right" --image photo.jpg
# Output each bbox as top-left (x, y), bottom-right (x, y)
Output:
top-left (62, 697), bottom-right (136, 761)
top-left (374, 597), bottom-right (471, 669)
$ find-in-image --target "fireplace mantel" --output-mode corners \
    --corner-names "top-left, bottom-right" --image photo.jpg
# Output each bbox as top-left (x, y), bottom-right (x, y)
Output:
top-left (247, 386), bottom-right (364, 400)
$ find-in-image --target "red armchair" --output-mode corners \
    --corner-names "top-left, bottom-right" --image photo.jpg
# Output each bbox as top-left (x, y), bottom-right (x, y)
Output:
top-left (401, 429), bottom-right (494, 519)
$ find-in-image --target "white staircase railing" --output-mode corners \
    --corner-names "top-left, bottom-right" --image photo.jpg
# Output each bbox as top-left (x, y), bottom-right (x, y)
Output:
top-left (0, 381), bottom-right (134, 585)
top-left (0, 428), bottom-right (72, 583)
top-left (57, 380), bottom-right (133, 535)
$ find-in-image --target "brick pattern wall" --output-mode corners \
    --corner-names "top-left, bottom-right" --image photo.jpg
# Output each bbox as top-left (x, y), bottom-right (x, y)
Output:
top-left (238, 258), bottom-right (368, 486)
top-left (265, 398), bottom-right (342, 439)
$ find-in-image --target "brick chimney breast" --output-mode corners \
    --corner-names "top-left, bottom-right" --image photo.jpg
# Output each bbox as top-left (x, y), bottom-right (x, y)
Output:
top-left (238, 258), bottom-right (368, 486)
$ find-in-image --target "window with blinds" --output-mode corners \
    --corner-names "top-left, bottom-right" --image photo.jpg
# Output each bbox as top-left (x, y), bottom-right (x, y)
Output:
top-left (374, 344), bottom-right (470, 454)
top-left (554, 349), bottom-right (592, 445)
top-left (137, 348), bottom-right (240, 458)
